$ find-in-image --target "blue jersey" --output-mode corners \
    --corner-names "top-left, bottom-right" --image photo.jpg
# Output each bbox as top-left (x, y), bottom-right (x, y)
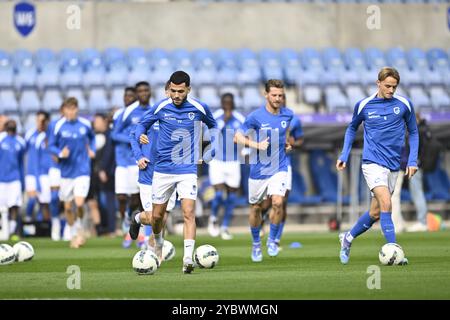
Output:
top-left (25, 129), bottom-right (52, 178)
top-left (47, 117), bottom-right (62, 170)
top-left (212, 109), bottom-right (245, 162)
top-left (339, 93), bottom-right (419, 171)
top-left (286, 113), bottom-right (304, 167)
top-left (135, 97), bottom-right (217, 175)
top-left (112, 101), bottom-right (151, 167)
top-left (0, 132), bottom-right (25, 183)
top-left (130, 122), bottom-right (160, 185)
top-left (241, 106), bottom-right (294, 180)
top-left (48, 117), bottom-right (95, 178)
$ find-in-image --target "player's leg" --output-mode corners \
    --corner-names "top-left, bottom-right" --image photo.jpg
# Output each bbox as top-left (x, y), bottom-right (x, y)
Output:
top-left (25, 175), bottom-right (37, 222)
top-left (391, 171), bottom-right (406, 233)
top-left (275, 165), bottom-right (292, 247)
top-left (48, 167), bottom-right (62, 240)
top-left (259, 198), bottom-right (271, 238)
top-left (138, 183), bottom-right (153, 250)
top-left (208, 159), bottom-right (226, 237)
top-left (372, 186), bottom-right (395, 243)
top-left (71, 176), bottom-right (90, 247)
top-left (8, 180), bottom-right (24, 238)
top-left (176, 174), bottom-right (198, 273)
top-left (220, 161), bottom-right (240, 240)
top-left (248, 177), bottom-right (268, 262)
top-left (114, 166), bottom-right (129, 233)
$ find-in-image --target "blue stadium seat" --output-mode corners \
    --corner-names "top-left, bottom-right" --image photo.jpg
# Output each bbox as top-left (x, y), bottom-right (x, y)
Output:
top-left (66, 88), bottom-right (87, 111)
top-left (148, 48), bottom-right (169, 66)
top-left (83, 67), bottom-right (105, 89)
top-left (195, 67), bottom-right (215, 86)
top-left (81, 48), bottom-right (102, 69)
top-left (429, 86), bottom-right (450, 110)
top-left (345, 84), bottom-right (366, 108)
top-left (242, 86), bottom-right (263, 110)
top-left (128, 67), bottom-right (150, 87)
top-left (295, 69), bottom-right (321, 86)
top-left (237, 64), bottom-right (262, 86)
top-left (407, 48), bottom-right (428, 71)
top-left (59, 48), bottom-right (80, 69)
top-left (400, 67), bottom-right (422, 87)
top-left (215, 48), bottom-right (237, 69)
top-left (192, 48), bottom-right (215, 69)
top-left (408, 86), bottom-right (431, 110)
top-left (386, 47), bottom-right (408, 70)
top-left (301, 48), bottom-right (324, 72)
top-left (103, 47), bottom-right (125, 68)
top-left (88, 87), bottom-right (110, 112)
top-left (344, 47), bottom-right (367, 71)
top-left (280, 48), bottom-right (301, 85)
top-left (152, 85), bottom-right (168, 103)
top-left (127, 47), bottom-right (148, 69)
top-left (325, 85), bottom-right (350, 112)
top-left (427, 48), bottom-right (448, 73)
top-left (12, 49), bottom-right (33, 69)
top-left (171, 48), bottom-right (191, 66)
top-left (365, 47), bottom-right (387, 70)
top-left (216, 67), bottom-right (238, 85)
top-left (104, 62), bottom-right (128, 88)
top-left (36, 61), bottom-right (60, 90)
top-left (14, 65), bottom-right (37, 90)
top-left (35, 48), bottom-right (56, 70)
top-left (60, 66), bottom-right (83, 89)
top-left (42, 88), bottom-right (63, 112)
top-left (301, 85), bottom-right (322, 106)
top-left (149, 61), bottom-right (174, 86)
top-left (19, 88), bottom-right (41, 113)
top-left (0, 62), bottom-right (14, 88)
top-left (0, 89), bottom-right (19, 114)
top-left (237, 48), bottom-right (258, 69)
top-left (110, 87), bottom-right (124, 108)
top-left (198, 86), bottom-right (220, 109)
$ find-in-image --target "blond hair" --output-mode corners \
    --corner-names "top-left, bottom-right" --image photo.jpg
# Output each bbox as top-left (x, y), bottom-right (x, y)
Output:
top-left (378, 67), bottom-right (400, 84)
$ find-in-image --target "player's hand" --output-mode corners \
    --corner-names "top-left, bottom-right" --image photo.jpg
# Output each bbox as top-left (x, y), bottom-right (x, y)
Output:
top-left (60, 146), bottom-right (70, 158)
top-left (285, 143), bottom-right (292, 152)
top-left (336, 159), bottom-right (346, 171)
top-left (87, 148), bottom-right (96, 159)
top-left (98, 170), bottom-right (108, 183)
top-left (138, 157), bottom-right (150, 169)
top-left (257, 137), bottom-right (270, 151)
top-left (405, 166), bottom-right (418, 179)
top-left (52, 155), bottom-right (59, 163)
top-left (140, 134), bottom-right (149, 144)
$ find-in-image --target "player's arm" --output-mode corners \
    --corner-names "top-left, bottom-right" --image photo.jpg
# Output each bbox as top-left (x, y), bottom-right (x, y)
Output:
top-left (129, 126), bottom-right (149, 169)
top-left (336, 103), bottom-right (364, 171)
top-left (234, 114), bottom-right (269, 151)
top-left (135, 108), bottom-right (157, 145)
top-left (289, 116), bottom-right (305, 148)
top-left (86, 124), bottom-right (96, 159)
top-left (110, 114), bottom-right (131, 144)
top-left (18, 141), bottom-right (26, 191)
top-left (48, 127), bottom-right (68, 158)
top-left (405, 105), bottom-right (419, 179)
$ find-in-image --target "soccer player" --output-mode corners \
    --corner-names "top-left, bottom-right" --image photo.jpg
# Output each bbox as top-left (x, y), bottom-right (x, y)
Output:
top-left (207, 93), bottom-right (245, 240)
top-left (129, 71), bottom-right (217, 273)
top-left (0, 119), bottom-right (25, 237)
top-left (24, 111), bottom-right (52, 228)
top-left (234, 79), bottom-right (293, 262)
top-left (336, 67), bottom-right (418, 265)
top-left (273, 94), bottom-right (304, 248)
top-left (112, 84), bottom-right (150, 248)
top-left (48, 98), bottom-right (95, 248)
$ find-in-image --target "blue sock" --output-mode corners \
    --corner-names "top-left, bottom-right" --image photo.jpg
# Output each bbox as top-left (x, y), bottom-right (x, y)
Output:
top-left (349, 211), bottom-right (376, 239)
top-left (26, 197), bottom-right (36, 218)
top-left (250, 226), bottom-right (261, 245)
top-left (380, 212), bottom-right (396, 243)
top-left (144, 225), bottom-right (152, 237)
top-left (211, 190), bottom-right (224, 219)
top-left (275, 221), bottom-right (285, 243)
top-left (50, 190), bottom-right (60, 218)
top-left (269, 223), bottom-right (280, 242)
top-left (222, 192), bottom-right (236, 228)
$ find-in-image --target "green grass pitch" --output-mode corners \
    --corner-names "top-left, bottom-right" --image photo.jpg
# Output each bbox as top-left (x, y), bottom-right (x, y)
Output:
top-left (1, 230), bottom-right (449, 299)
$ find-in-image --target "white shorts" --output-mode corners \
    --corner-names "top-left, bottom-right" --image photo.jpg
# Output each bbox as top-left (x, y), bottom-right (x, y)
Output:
top-left (286, 165), bottom-right (292, 191)
top-left (48, 167), bottom-right (61, 187)
top-left (0, 181), bottom-right (22, 208)
top-left (59, 176), bottom-right (91, 202)
top-left (152, 171), bottom-right (197, 204)
top-left (248, 171), bottom-right (288, 204)
top-left (362, 163), bottom-right (399, 196)
top-left (115, 166), bottom-right (139, 195)
top-left (208, 159), bottom-right (241, 189)
top-left (25, 175), bottom-right (51, 203)
top-left (138, 183), bottom-right (177, 212)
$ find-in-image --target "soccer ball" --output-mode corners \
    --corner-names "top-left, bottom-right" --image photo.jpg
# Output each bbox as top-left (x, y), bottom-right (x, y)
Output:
top-left (379, 243), bottom-right (405, 265)
top-left (132, 250), bottom-right (159, 275)
top-left (162, 240), bottom-right (175, 261)
top-left (0, 244), bottom-right (16, 265)
top-left (13, 241), bottom-right (34, 262)
top-left (194, 244), bottom-right (219, 269)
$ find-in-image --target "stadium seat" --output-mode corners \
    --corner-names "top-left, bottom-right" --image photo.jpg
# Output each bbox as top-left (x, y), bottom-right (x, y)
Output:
top-left (81, 48), bottom-right (103, 69)
top-left (12, 49), bottom-right (33, 69)
top-left (104, 62), bottom-right (128, 88)
top-left (429, 86), bottom-right (450, 110)
top-left (127, 47), bottom-right (148, 69)
top-left (215, 48), bottom-right (237, 69)
top-left (150, 61), bottom-right (174, 86)
top-left (0, 62), bottom-right (14, 88)
top-left (427, 48), bottom-right (448, 72)
top-left (152, 85), bottom-right (168, 103)
top-left (60, 66), bottom-right (83, 89)
top-left (59, 48), bottom-right (80, 69)
top-left (408, 86), bottom-right (431, 110)
top-left (386, 47), bottom-right (408, 70)
top-left (103, 47), bottom-right (125, 68)
top-left (128, 67), bottom-right (150, 87)
top-left (407, 48), bottom-right (428, 71)
top-left (301, 48), bottom-right (324, 73)
top-left (301, 85), bottom-right (322, 106)
top-left (88, 87), bottom-right (110, 112)
top-left (36, 61), bottom-right (60, 90)
top-left (0, 89), bottom-right (19, 114)
top-left (242, 86), bottom-right (263, 110)
top-left (42, 88), bottom-right (63, 112)
top-left (237, 64), bottom-right (262, 86)
top-left (365, 47), bottom-right (387, 71)
top-left (325, 85), bottom-right (350, 112)
top-left (14, 65), bottom-right (37, 90)
top-left (19, 88), bottom-right (41, 113)
top-left (216, 67), bottom-right (238, 85)
top-left (192, 48), bottom-right (215, 69)
top-left (83, 67), bottom-right (105, 89)
top-left (195, 67), bottom-right (216, 86)
top-left (198, 86), bottom-right (220, 109)
top-left (295, 69), bottom-right (321, 86)
top-left (345, 84), bottom-right (366, 108)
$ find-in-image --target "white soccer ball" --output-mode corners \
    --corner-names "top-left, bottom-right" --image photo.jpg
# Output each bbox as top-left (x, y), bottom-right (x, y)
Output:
top-left (132, 250), bottom-right (159, 275)
top-left (194, 244), bottom-right (219, 269)
top-left (379, 243), bottom-right (405, 265)
top-left (13, 241), bottom-right (34, 262)
top-left (0, 244), bottom-right (16, 265)
top-left (162, 240), bottom-right (175, 261)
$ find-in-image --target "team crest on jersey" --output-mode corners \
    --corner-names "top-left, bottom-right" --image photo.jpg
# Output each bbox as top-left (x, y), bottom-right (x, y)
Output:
top-left (281, 121), bottom-right (287, 128)
top-left (79, 127), bottom-right (87, 135)
top-left (393, 107), bottom-right (400, 115)
top-left (188, 112), bottom-right (195, 121)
